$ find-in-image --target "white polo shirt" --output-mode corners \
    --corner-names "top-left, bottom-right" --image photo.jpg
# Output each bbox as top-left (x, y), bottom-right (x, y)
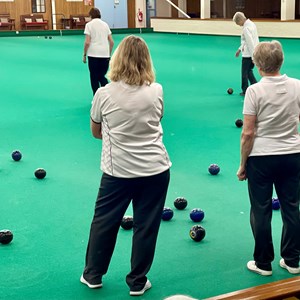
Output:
top-left (84, 18), bottom-right (111, 58)
top-left (240, 19), bottom-right (259, 58)
top-left (243, 74), bottom-right (300, 156)
top-left (91, 81), bottom-right (172, 178)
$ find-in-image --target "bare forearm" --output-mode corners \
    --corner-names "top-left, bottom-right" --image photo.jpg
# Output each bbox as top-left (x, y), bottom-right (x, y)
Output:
top-left (83, 42), bottom-right (90, 56)
top-left (108, 35), bottom-right (114, 56)
top-left (90, 119), bottom-right (102, 139)
top-left (91, 125), bottom-right (102, 139)
top-left (93, 132), bottom-right (102, 139)
top-left (240, 135), bottom-right (254, 167)
top-left (109, 43), bottom-right (113, 56)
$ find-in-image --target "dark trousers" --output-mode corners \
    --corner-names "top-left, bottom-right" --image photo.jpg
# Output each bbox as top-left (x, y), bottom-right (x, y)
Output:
top-left (83, 169), bottom-right (170, 290)
top-left (88, 56), bottom-right (110, 95)
top-left (246, 154), bottom-right (300, 270)
top-left (241, 57), bottom-right (257, 94)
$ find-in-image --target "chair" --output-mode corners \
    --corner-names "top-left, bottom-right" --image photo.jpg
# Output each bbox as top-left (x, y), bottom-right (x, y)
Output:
top-left (0, 13), bottom-right (15, 30)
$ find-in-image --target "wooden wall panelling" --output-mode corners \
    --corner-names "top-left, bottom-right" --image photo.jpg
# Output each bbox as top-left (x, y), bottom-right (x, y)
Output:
top-left (211, 0), bottom-right (224, 18)
top-left (225, 0), bottom-right (281, 20)
top-left (296, 0), bottom-right (300, 18)
top-left (225, 0), bottom-right (236, 19)
top-left (257, 0), bottom-right (273, 17)
top-left (46, 0), bottom-right (52, 30)
top-left (271, 0), bottom-right (281, 18)
top-left (187, 0), bottom-right (200, 18)
top-left (244, 0), bottom-right (257, 18)
top-left (55, 0), bottom-right (94, 29)
top-left (0, 0), bottom-right (94, 30)
top-left (0, 0), bottom-right (50, 30)
top-left (171, 0), bottom-right (178, 18)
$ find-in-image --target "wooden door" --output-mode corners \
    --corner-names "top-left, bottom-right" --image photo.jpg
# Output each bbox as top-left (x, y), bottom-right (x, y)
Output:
top-left (127, 0), bottom-right (135, 28)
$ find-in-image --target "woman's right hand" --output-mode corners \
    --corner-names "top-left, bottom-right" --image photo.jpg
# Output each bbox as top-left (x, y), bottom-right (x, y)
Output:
top-left (237, 165), bottom-right (247, 181)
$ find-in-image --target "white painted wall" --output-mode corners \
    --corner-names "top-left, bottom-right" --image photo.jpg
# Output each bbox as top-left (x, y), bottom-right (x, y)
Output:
top-left (201, 0), bottom-right (210, 19)
top-left (135, 0), bottom-right (146, 27)
top-left (178, 0), bottom-right (187, 18)
top-left (281, 0), bottom-right (295, 20)
top-left (156, 0), bottom-right (171, 17)
top-left (150, 18), bottom-right (300, 38)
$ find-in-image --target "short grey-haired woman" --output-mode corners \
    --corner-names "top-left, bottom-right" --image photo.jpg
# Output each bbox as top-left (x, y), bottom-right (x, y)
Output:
top-left (80, 35), bottom-right (172, 296)
top-left (237, 40), bottom-right (300, 276)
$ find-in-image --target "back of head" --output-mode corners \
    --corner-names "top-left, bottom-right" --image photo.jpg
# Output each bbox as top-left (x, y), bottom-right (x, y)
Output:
top-left (108, 35), bottom-right (155, 86)
top-left (253, 40), bottom-right (284, 73)
top-left (89, 7), bottom-right (101, 19)
top-left (233, 11), bottom-right (246, 23)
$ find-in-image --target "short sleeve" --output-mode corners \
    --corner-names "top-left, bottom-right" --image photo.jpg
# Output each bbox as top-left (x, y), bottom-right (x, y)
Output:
top-left (90, 90), bottom-right (103, 123)
top-left (84, 22), bottom-right (90, 35)
top-left (243, 88), bottom-right (257, 116)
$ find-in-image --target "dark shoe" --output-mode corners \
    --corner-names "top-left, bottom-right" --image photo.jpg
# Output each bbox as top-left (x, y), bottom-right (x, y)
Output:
top-left (240, 92), bottom-right (245, 96)
top-left (130, 279), bottom-right (151, 296)
top-left (247, 261), bottom-right (272, 276)
top-left (80, 275), bottom-right (103, 289)
top-left (280, 258), bottom-right (300, 274)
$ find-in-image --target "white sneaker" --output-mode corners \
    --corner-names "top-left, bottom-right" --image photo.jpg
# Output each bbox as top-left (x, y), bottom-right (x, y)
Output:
top-left (280, 258), bottom-right (300, 274)
top-left (247, 261), bottom-right (272, 276)
top-left (130, 279), bottom-right (152, 296)
top-left (80, 275), bottom-right (103, 289)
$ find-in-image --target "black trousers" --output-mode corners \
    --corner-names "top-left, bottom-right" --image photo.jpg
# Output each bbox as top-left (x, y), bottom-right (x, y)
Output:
top-left (83, 169), bottom-right (170, 290)
top-left (246, 154), bottom-right (300, 270)
top-left (241, 57), bottom-right (257, 94)
top-left (88, 56), bottom-right (110, 95)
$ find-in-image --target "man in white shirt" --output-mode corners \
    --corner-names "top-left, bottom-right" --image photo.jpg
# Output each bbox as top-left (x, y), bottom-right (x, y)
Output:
top-left (233, 12), bottom-right (259, 96)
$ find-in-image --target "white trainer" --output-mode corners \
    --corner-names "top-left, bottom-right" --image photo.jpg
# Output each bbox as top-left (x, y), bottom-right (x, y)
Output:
top-left (130, 279), bottom-right (152, 296)
top-left (280, 259), bottom-right (300, 274)
top-left (80, 275), bottom-right (103, 289)
top-left (247, 260), bottom-right (272, 276)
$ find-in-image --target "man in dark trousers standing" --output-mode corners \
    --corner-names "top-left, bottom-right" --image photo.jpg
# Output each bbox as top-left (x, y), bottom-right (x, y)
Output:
top-left (233, 12), bottom-right (259, 96)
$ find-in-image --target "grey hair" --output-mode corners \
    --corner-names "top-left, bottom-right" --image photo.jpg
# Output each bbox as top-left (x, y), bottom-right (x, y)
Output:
top-left (233, 11), bottom-right (246, 23)
top-left (253, 40), bottom-right (284, 73)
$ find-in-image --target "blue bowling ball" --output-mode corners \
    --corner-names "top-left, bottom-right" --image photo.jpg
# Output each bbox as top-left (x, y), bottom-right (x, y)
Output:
top-left (190, 208), bottom-right (205, 222)
top-left (12, 150), bottom-right (22, 161)
top-left (162, 207), bottom-right (174, 221)
top-left (272, 198), bottom-right (280, 210)
top-left (208, 164), bottom-right (220, 175)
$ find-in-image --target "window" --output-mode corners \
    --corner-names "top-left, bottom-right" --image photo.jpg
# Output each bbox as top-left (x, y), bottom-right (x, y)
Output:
top-left (32, 0), bottom-right (46, 13)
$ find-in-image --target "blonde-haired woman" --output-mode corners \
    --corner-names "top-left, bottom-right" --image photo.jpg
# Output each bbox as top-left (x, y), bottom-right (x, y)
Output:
top-left (81, 35), bottom-right (172, 296)
top-left (237, 40), bottom-right (300, 276)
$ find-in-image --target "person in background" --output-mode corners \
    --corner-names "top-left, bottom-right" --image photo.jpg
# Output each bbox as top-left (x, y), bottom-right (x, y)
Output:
top-left (237, 40), bottom-right (300, 276)
top-left (83, 7), bottom-right (114, 95)
top-left (233, 12), bottom-right (259, 96)
top-left (80, 35), bottom-right (172, 296)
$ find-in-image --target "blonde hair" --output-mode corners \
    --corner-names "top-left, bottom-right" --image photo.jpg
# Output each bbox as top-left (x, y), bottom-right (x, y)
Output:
top-left (108, 35), bottom-right (155, 86)
top-left (233, 11), bottom-right (246, 23)
top-left (253, 40), bottom-right (284, 73)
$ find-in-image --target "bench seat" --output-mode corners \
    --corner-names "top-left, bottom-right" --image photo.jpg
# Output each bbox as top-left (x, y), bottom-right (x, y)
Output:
top-left (20, 14), bottom-right (48, 30)
top-left (0, 14), bottom-right (15, 30)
